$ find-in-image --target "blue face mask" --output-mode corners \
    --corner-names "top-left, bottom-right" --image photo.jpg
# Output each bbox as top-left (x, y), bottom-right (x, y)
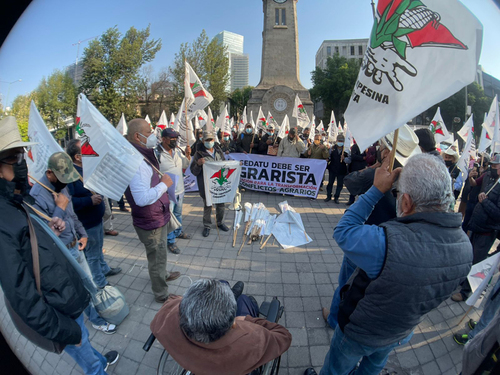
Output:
top-left (223, 136), bottom-right (230, 141)
top-left (204, 141), bottom-right (215, 149)
top-left (199, 136), bottom-right (203, 141)
top-left (246, 128), bottom-right (253, 134)
top-left (337, 142), bottom-right (344, 147)
top-left (267, 131), bottom-right (273, 136)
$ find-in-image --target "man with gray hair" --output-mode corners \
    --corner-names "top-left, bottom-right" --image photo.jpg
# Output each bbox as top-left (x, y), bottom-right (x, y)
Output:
top-left (151, 279), bottom-right (292, 375)
top-left (305, 154), bottom-right (472, 375)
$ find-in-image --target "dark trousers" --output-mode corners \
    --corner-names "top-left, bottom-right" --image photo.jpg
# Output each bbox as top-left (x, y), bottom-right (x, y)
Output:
top-left (202, 199), bottom-right (225, 228)
top-left (237, 295), bottom-right (259, 317)
top-left (460, 231), bottom-right (497, 297)
top-left (326, 172), bottom-right (345, 199)
top-left (462, 201), bottom-right (477, 232)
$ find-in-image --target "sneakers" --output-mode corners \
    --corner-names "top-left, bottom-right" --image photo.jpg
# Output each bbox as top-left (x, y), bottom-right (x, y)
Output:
top-left (468, 319), bottom-right (477, 330)
top-left (104, 350), bottom-right (120, 371)
top-left (453, 333), bottom-right (469, 345)
top-left (92, 323), bottom-right (117, 335)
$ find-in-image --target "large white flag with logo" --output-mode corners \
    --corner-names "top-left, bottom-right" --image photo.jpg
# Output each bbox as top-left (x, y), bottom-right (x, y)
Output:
top-left (77, 94), bottom-right (143, 201)
top-left (429, 107), bottom-right (451, 143)
top-left (344, 0), bottom-right (483, 151)
top-left (174, 98), bottom-right (197, 148)
top-left (483, 95), bottom-right (499, 154)
top-left (185, 61), bottom-right (213, 120)
top-left (115, 113), bottom-right (127, 136)
top-left (292, 94), bottom-right (310, 129)
top-left (203, 160), bottom-right (242, 206)
top-left (458, 116), bottom-right (474, 142)
top-left (27, 101), bottom-right (64, 180)
top-left (328, 111), bottom-right (337, 141)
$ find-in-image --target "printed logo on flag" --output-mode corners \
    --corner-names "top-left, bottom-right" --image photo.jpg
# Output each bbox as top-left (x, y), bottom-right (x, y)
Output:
top-left (430, 120), bottom-right (444, 136)
top-left (360, 0), bottom-right (468, 94)
top-left (211, 167), bottom-right (237, 187)
top-left (76, 117), bottom-right (99, 157)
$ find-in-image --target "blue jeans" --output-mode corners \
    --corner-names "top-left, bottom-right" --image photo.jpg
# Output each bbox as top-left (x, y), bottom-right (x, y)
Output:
top-left (328, 256), bottom-right (357, 329)
top-left (320, 328), bottom-right (412, 375)
top-left (469, 277), bottom-right (500, 340)
top-left (65, 314), bottom-right (107, 375)
top-left (167, 194), bottom-right (184, 244)
top-left (67, 244), bottom-right (106, 326)
top-left (85, 223), bottom-right (111, 288)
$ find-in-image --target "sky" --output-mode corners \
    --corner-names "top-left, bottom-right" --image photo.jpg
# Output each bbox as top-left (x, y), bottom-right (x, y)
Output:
top-left (0, 0), bottom-right (499, 109)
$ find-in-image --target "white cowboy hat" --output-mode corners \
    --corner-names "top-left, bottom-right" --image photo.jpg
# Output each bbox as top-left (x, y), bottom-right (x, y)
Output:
top-left (0, 116), bottom-right (37, 153)
top-left (443, 140), bottom-right (459, 163)
top-left (381, 124), bottom-right (421, 166)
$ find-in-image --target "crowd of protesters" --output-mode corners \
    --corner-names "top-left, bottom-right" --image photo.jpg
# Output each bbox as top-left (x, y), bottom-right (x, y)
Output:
top-left (1, 113), bottom-right (500, 375)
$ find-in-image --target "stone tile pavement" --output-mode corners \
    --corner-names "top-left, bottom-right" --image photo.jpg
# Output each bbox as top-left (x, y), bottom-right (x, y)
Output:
top-left (0, 187), bottom-right (489, 375)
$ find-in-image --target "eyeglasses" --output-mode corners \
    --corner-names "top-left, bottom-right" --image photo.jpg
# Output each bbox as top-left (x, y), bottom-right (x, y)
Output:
top-left (391, 188), bottom-right (399, 198)
top-left (0, 151), bottom-right (25, 166)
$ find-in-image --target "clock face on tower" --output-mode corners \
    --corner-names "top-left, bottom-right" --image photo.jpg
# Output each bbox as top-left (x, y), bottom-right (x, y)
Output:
top-left (273, 0), bottom-right (287, 3)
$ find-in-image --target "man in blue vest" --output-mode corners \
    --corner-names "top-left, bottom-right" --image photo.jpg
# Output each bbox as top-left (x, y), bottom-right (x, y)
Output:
top-left (305, 153), bottom-right (472, 375)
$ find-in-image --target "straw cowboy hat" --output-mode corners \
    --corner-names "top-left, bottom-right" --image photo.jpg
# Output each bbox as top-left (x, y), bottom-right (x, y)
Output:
top-left (0, 116), bottom-right (37, 152)
top-left (380, 124), bottom-right (421, 166)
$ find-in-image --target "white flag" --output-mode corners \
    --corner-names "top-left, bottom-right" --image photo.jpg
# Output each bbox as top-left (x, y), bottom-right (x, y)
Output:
top-left (292, 94), bottom-right (310, 129)
top-left (328, 111), bottom-right (337, 141)
top-left (305, 115), bottom-right (315, 131)
top-left (344, 124), bottom-right (353, 153)
top-left (308, 120), bottom-right (316, 142)
top-left (316, 120), bottom-right (325, 134)
top-left (239, 106), bottom-right (247, 134)
top-left (195, 110), bottom-right (207, 129)
top-left (206, 107), bottom-right (214, 132)
top-left (457, 115), bottom-right (474, 180)
top-left (169, 113), bottom-right (176, 129)
top-left (257, 107), bottom-right (267, 131)
top-left (344, 0), bottom-right (483, 151)
top-left (173, 98), bottom-right (197, 148)
top-left (155, 110), bottom-right (169, 140)
top-left (185, 61), bottom-right (213, 119)
top-left (338, 122), bottom-right (343, 134)
top-left (267, 111), bottom-right (279, 129)
top-left (203, 160), bottom-right (242, 206)
top-left (278, 115), bottom-right (290, 139)
top-left (466, 252), bottom-right (500, 308)
top-left (483, 95), bottom-right (499, 154)
top-left (458, 116), bottom-right (474, 142)
top-left (115, 113), bottom-right (127, 136)
top-left (250, 111), bottom-right (256, 130)
top-left (478, 113), bottom-right (491, 154)
top-left (145, 115), bottom-right (152, 130)
top-left (429, 107), bottom-right (451, 143)
top-left (27, 101), bottom-right (64, 181)
top-left (77, 94), bottom-right (143, 201)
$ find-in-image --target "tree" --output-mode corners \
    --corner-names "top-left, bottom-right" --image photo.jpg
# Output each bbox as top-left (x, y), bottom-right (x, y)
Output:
top-left (229, 86), bottom-right (254, 118)
top-left (80, 25), bottom-right (162, 125)
top-left (169, 30), bottom-right (230, 115)
top-left (36, 70), bottom-right (77, 140)
top-left (310, 55), bottom-right (361, 125)
top-left (11, 91), bottom-right (37, 142)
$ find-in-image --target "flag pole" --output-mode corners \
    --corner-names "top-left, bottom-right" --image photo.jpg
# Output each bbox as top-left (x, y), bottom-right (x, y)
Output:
top-left (486, 178), bottom-right (499, 196)
top-left (457, 305), bottom-right (474, 326)
top-left (388, 128), bottom-right (400, 172)
top-left (370, 0), bottom-right (376, 20)
top-left (28, 174), bottom-right (57, 195)
top-left (24, 202), bottom-right (52, 221)
top-left (184, 59), bottom-right (190, 144)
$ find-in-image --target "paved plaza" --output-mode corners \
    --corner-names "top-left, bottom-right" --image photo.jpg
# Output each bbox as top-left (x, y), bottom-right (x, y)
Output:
top-left (0, 187), bottom-right (490, 375)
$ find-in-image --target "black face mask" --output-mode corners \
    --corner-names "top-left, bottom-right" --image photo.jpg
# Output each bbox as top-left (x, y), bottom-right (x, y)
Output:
top-left (169, 140), bottom-right (177, 149)
top-left (12, 159), bottom-right (28, 192)
top-left (53, 180), bottom-right (67, 193)
top-left (445, 160), bottom-right (453, 167)
top-left (491, 168), bottom-right (498, 178)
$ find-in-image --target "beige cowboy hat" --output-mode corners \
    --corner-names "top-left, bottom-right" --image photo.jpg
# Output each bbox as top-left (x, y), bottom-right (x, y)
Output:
top-left (380, 124), bottom-right (421, 166)
top-left (443, 140), bottom-right (460, 163)
top-left (0, 116), bottom-right (37, 152)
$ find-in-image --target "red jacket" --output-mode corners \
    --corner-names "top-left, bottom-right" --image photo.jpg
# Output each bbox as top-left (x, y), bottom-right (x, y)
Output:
top-left (150, 296), bottom-right (292, 375)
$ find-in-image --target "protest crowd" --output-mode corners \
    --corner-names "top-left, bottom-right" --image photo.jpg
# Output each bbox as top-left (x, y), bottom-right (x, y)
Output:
top-left (1, 12), bottom-right (500, 374)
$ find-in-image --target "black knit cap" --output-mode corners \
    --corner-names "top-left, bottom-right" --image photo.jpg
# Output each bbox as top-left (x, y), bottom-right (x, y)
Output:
top-left (414, 128), bottom-right (436, 152)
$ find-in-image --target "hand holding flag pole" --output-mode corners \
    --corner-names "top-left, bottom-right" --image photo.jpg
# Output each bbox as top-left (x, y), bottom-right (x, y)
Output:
top-left (388, 129), bottom-right (400, 173)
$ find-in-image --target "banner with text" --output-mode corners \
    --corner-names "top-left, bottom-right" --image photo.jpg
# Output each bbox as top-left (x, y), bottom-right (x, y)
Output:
top-left (184, 163), bottom-right (199, 193)
top-left (228, 154), bottom-right (326, 198)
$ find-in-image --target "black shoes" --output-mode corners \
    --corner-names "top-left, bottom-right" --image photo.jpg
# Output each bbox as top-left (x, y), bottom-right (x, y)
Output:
top-left (324, 197), bottom-right (331, 202)
top-left (218, 223), bottom-right (230, 232)
top-left (231, 281), bottom-right (244, 300)
top-left (202, 228), bottom-right (210, 237)
top-left (334, 198), bottom-right (339, 204)
top-left (155, 295), bottom-right (169, 304)
top-left (104, 351), bottom-right (120, 371)
top-left (105, 267), bottom-right (122, 277)
top-left (168, 243), bottom-right (180, 254)
top-left (304, 368), bottom-right (318, 375)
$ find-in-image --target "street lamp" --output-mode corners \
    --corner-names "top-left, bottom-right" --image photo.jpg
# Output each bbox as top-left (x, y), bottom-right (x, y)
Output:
top-left (0, 79), bottom-right (22, 110)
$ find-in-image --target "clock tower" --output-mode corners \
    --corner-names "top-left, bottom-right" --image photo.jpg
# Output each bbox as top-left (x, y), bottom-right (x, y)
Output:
top-left (248, 0), bottom-right (313, 128)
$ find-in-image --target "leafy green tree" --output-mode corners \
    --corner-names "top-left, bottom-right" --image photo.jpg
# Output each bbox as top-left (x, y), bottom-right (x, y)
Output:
top-left (80, 25), bottom-right (162, 125)
top-left (310, 55), bottom-right (361, 125)
top-left (169, 30), bottom-right (230, 115)
top-left (11, 91), bottom-right (37, 142)
top-left (229, 86), bottom-right (254, 118)
top-left (36, 70), bottom-right (77, 140)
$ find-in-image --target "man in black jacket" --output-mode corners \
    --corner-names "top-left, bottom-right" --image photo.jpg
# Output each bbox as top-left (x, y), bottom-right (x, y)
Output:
top-left (325, 134), bottom-right (348, 204)
top-left (236, 123), bottom-right (258, 154)
top-left (346, 142), bottom-right (367, 205)
top-left (0, 117), bottom-right (119, 374)
top-left (191, 130), bottom-right (229, 237)
top-left (258, 124), bottom-right (279, 155)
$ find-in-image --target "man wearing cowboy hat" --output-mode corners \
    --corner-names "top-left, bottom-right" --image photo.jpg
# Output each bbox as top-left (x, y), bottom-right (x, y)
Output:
top-left (0, 117), bottom-right (120, 373)
top-left (323, 125), bottom-right (421, 329)
top-left (442, 145), bottom-right (461, 199)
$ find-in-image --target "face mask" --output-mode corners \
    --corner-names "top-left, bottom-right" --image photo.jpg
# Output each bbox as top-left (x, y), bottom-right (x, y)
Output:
top-left (204, 141), bottom-right (215, 149)
top-left (314, 140), bottom-right (321, 145)
top-left (491, 168), bottom-right (499, 178)
top-left (169, 139), bottom-right (177, 149)
top-left (53, 180), bottom-right (67, 193)
top-left (139, 133), bottom-right (157, 149)
top-left (246, 128), bottom-right (252, 134)
top-left (199, 136), bottom-right (203, 141)
top-left (445, 160), bottom-right (453, 167)
top-left (12, 159), bottom-right (28, 192)
top-left (337, 142), bottom-right (344, 147)
top-left (267, 132), bottom-right (273, 136)
top-left (223, 136), bottom-right (230, 141)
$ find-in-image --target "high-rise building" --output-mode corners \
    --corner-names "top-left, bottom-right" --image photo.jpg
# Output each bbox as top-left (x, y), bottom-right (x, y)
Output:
top-left (214, 31), bottom-right (249, 92)
top-left (65, 60), bottom-right (84, 86)
top-left (315, 39), bottom-right (369, 69)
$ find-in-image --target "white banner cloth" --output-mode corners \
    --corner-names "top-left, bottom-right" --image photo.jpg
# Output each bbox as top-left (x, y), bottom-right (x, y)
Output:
top-left (202, 160), bottom-right (242, 206)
